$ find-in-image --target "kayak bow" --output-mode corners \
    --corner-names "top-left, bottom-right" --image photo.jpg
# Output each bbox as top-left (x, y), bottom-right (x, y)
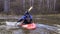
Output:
top-left (20, 23), bottom-right (36, 30)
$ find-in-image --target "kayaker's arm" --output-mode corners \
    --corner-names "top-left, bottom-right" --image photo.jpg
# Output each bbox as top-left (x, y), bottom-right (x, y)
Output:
top-left (17, 16), bottom-right (25, 22)
top-left (17, 19), bottom-right (23, 22)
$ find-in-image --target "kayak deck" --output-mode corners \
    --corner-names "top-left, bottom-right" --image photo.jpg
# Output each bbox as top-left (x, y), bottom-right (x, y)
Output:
top-left (19, 23), bottom-right (36, 30)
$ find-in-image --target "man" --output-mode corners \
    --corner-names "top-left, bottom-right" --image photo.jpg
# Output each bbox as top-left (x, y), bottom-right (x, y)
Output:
top-left (17, 11), bottom-right (32, 25)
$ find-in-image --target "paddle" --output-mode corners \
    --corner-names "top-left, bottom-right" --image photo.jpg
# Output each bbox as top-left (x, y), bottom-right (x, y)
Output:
top-left (28, 6), bottom-right (33, 12)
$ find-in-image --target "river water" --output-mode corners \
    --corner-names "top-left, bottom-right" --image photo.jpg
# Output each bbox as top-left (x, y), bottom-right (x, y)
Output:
top-left (0, 17), bottom-right (60, 34)
top-left (0, 25), bottom-right (58, 34)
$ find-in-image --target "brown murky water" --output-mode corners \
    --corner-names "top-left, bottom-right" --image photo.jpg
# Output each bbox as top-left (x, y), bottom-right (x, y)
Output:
top-left (0, 16), bottom-right (60, 34)
top-left (0, 23), bottom-right (59, 34)
top-left (0, 27), bottom-right (58, 34)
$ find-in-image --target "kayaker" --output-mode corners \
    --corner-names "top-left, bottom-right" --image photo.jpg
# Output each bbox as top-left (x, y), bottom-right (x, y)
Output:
top-left (17, 11), bottom-right (32, 25)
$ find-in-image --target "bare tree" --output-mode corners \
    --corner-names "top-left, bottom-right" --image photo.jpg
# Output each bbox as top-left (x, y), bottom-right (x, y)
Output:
top-left (23, 0), bottom-right (25, 11)
top-left (4, 0), bottom-right (10, 13)
top-left (54, 0), bottom-right (56, 11)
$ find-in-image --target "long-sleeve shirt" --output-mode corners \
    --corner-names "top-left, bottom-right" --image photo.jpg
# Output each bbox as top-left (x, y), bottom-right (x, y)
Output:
top-left (17, 15), bottom-right (32, 24)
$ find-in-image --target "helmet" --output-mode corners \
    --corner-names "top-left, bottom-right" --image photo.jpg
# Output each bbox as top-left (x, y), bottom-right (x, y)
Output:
top-left (25, 11), bottom-right (29, 15)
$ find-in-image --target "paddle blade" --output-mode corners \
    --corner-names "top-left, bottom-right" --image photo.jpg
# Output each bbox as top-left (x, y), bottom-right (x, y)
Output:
top-left (28, 6), bottom-right (33, 12)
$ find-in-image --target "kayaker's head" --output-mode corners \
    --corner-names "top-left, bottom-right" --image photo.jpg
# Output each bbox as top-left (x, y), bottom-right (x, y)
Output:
top-left (24, 11), bottom-right (31, 22)
top-left (24, 11), bottom-right (30, 18)
top-left (24, 11), bottom-right (30, 15)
